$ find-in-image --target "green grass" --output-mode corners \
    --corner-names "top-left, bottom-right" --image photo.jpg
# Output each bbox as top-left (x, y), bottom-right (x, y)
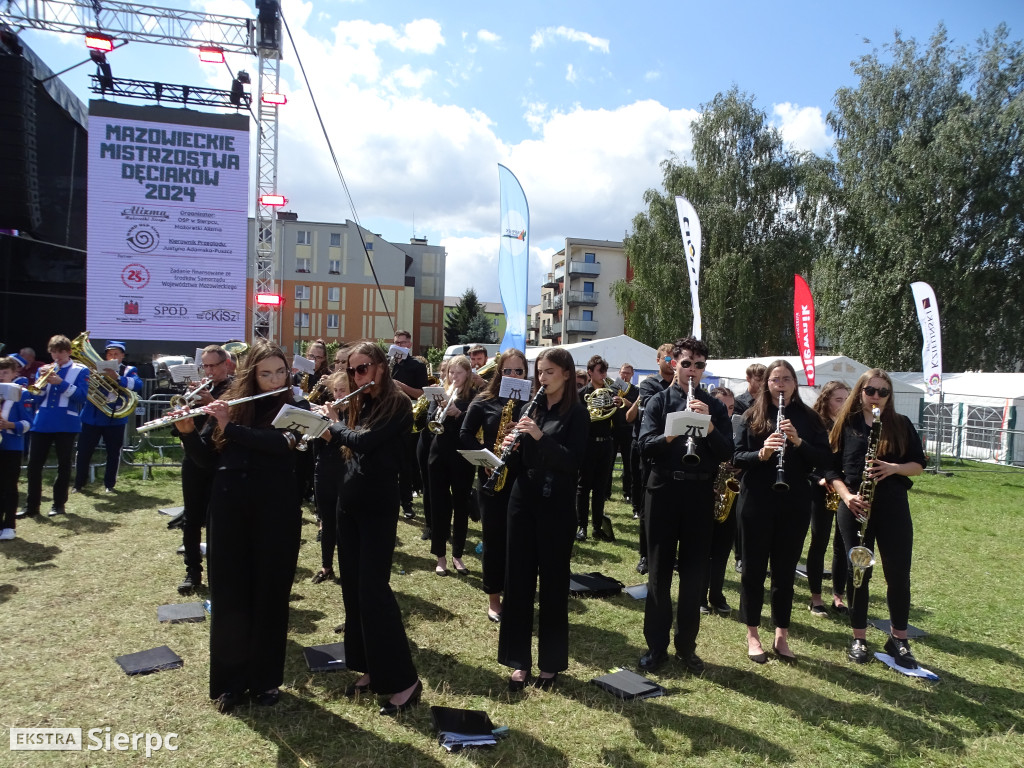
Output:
top-left (1, 460), bottom-right (1023, 767)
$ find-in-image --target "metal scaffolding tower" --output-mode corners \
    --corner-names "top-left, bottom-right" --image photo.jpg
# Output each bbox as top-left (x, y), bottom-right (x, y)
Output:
top-left (1, 0), bottom-right (284, 342)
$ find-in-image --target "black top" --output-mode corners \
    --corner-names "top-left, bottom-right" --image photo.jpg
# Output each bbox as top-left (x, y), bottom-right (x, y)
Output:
top-left (734, 390), bottom-right (755, 416)
top-left (326, 395), bottom-right (413, 501)
top-left (172, 376), bottom-right (233, 436)
top-left (460, 395), bottom-right (522, 454)
top-left (579, 382), bottom-right (614, 438)
top-left (392, 356), bottom-right (429, 390)
top-left (632, 375), bottom-right (672, 440)
top-left (733, 401), bottom-right (830, 492)
top-left (509, 394), bottom-right (590, 498)
top-left (638, 383), bottom-right (733, 487)
top-left (611, 381), bottom-right (640, 432)
top-left (429, 389), bottom-right (478, 454)
top-left (825, 411), bottom-right (926, 496)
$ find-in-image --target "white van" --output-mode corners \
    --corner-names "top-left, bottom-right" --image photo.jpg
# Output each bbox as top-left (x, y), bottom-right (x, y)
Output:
top-left (442, 343), bottom-right (501, 361)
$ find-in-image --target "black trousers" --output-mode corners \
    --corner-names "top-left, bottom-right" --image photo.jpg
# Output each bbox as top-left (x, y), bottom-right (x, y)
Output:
top-left (632, 442), bottom-right (652, 557)
top-left (314, 458), bottom-right (342, 572)
top-left (806, 484), bottom-right (848, 597)
top-left (629, 438), bottom-right (643, 516)
top-left (478, 476), bottom-right (511, 595)
top-left (416, 431), bottom-right (433, 522)
top-left (702, 505), bottom-right (737, 606)
top-left (499, 480), bottom-right (576, 673)
top-left (610, 427), bottom-right (633, 498)
top-left (0, 450), bottom-right (21, 529)
top-left (181, 457), bottom-right (215, 575)
top-left (738, 485), bottom-right (812, 630)
top-left (207, 470), bottom-right (301, 699)
top-left (576, 436), bottom-right (613, 532)
top-left (644, 479), bottom-right (714, 656)
top-left (338, 486), bottom-right (417, 694)
top-left (429, 449), bottom-right (474, 559)
top-left (74, 422), bottom-right (125, 490)
top-left (26, 431), bottom-right (76, 511)
top-left (836, 491), bottom-right (913, 632)
top-left (398, 430), bottom-right (420, 509)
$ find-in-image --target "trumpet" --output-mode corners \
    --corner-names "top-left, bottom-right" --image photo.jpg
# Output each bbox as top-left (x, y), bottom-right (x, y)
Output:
top-left (137, 386), bottom-right (290, 433)
top-left (427, 384), bottom-right (457, 435)
top-left (682, 376), bottom-right (700, 466)
top-left (25, 365), bottom-right (57, 395)
top-left (170, 377), bottom-right (213, 409)
top-left (772, 392), bottom-right (789, 492)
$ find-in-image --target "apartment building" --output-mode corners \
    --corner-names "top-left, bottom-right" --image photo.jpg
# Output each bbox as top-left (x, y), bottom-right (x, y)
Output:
top-left (533, 238), bottom-right (627, 347)
top-left (246, 214), bottom-right (446, 354)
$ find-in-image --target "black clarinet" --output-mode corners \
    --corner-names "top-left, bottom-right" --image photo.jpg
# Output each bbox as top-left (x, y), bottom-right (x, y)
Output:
top-left (481, 385), bottom-right (546, 494)
top-left (772, 391), bottom-right (789, 492)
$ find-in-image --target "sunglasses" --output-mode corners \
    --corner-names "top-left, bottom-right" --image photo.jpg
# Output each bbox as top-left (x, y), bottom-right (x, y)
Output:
top-left (676, 360), bottom-right (707, 370)
top-left (863, 386), bottom-right (890, 397)
top-left (502, 367), bottom-right (525, 376)
top-left (347, 363), bottom-right (373, 377)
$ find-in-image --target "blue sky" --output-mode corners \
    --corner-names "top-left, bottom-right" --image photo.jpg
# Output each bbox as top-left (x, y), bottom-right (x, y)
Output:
top-left (14, 0), bottom-right (1023, 304)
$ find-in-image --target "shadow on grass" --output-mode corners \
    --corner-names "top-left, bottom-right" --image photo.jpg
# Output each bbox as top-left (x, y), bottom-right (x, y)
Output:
top-left (912, 488), bottom-right (965, 500)
top-left (0, 583), bottom-right (19, 604)
top-left (0, 536), bottom-right (61, 567)
top-left (395, 592), bottom-right (458, 624)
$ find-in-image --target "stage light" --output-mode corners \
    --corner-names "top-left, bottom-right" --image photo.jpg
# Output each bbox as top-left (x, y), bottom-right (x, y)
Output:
top-left (259, 194), bottom-right (287, 206)
top-left (90, 50), bottom-right (114, 93)
top-left (85, 32), bottom-right (114, 52)
top-left (255, 293), bottom-right (284, 307)
top-left (198, 45), bottom-right (225, 64)
top-left (261, 92), bottom-right (287, 105)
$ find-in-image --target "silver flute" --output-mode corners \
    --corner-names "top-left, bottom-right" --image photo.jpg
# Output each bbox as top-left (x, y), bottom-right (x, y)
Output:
top-left (137, 386), bottom-right (290, 433)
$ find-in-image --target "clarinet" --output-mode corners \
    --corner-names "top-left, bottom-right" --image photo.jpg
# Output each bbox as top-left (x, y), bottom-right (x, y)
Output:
top-left (682, 376), bottom-right (701, 465)
top-left (772, 391), bottom-right (790, 492)
top-left (481, 385), bottom-right (546, 494)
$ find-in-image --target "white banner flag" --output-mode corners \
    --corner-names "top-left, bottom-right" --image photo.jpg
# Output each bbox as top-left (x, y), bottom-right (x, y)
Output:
top-left (674, 197), bottom-right (702, 339)
top-left (910, 282), bottom-right (943, 396)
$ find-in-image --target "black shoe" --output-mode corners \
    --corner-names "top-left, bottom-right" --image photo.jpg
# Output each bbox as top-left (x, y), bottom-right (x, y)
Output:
top-left (710, 599), bottom-right (731, 617)
top-left (334, 621), bottom-right (346, 634)
top-left (15, 508), bottom-right (38, 519)
top-left (883, 635), bottom-right (920, 669)
top-left (403, 506), bottom-right (415, 520)
top-left (636, 557), bottom-right (648, 575)
top-left (345, 680), bottom-right (371, 697)
top-left (379, 679), bottom-right (422, 716)
top-left (421, 527), bottom-right (432, 541)
top-left (638, 649), bottom-right (668, 673)
top-left (48, 506), bottom-right (65, 517)
top-left (575, 527), bottom-right (587, 542)
top-left (676, 652), bottom-right (705, 674)
top-left (699, 604), bottom-right (712, 616)
top-left (166, 511), bottom-right (186, 529)
top-left (772, 643), bottom-right (797, 664)
top-left (508, 673), bottom-right (531, 693)
top-left (632, 511), bottom-right (640, 520)
top-left (255, 688), bottom-right (280, 706)
top-left (592, 529), bottom-right (613, 542)
top-left (215, 692), bottom-right (239, 714)
top-left (316, 529), bottom-right (322, 542)
top-left (748, 649), bottom-right (769, 664)
top-left (533, 672), bottom-right (558, 690)
top-left (599, 516), bottom-right (615, 540)
top-left (311, 568), bottom-right (334, 584)
top-left (833, 601), bottom-right (850, 615)
top-left (809, 602), bottom-right (829, 617)
top-left (734, 560), bottom-right (743, 573)
top-left (178, 571), bottom-right (202, 595)
top-left (848, 637), bottom-right (870, 664)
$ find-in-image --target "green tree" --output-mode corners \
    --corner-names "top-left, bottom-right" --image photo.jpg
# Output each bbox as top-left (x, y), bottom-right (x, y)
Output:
top-left (444, 288), bottom-right (482, 347)
top-left (823, 24), bottom-right (1024, 371)
top-left (460, 313), bottom-right (497, 344)
top-left (613, 88), bottom-right (835, 356)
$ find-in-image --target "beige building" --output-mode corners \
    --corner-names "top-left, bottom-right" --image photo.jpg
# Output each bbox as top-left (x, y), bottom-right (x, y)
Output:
top-left (530, 238), bottom-right (627, 347)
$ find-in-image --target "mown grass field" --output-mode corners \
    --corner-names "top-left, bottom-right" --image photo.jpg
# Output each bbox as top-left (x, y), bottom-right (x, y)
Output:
top-left (1, 456), bottom-right (1022, 767)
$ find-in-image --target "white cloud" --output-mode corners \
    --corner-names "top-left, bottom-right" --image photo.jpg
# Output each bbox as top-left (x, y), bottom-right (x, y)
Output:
top-left (382, 65), bottom-right (435, 92)
top-left (566, 64), bottom-right (577, 83)
top-left (644, 70), bottom-right (660, 81)
top-left (530, 26), bottom-right (610, 54)
top-left (772, 102), bottom-right (833, 154)
top-left (440, 236), bottom-right (554, 304)
top-left (477, 29), bottom-right (500, 44)
top-left (394, 18), bottom-right (445, 54)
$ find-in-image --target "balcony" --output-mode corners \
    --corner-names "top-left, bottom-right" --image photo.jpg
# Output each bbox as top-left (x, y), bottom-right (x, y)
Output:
top-left (541, 293), bottom-right (563, 312)
top-left (568, 259), bottom-right (601, 277)
top-left (542, 272), bottom-right (559, 288)
top-left (554, 264), bottom-right (565, 282)
top-left (541, 322), bottom-right (562, 339)
top-left (565, 318), bottom-right (598, 334)
top-left (565, 290), bottom-right (598, 306)
top-left (527, 315), bottom-right (539, 332)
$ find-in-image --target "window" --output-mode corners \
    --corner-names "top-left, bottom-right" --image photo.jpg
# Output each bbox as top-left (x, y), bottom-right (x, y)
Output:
top-left (365, 241), bottom-right (373, 250)
top-left (296, 258), bottom-right (311, 273)
top-left (295, 285), bottom-right (310, 300)
top-left (327, 287), bottom-right (340, 302)
top-left (583, 281), bottom-right (595, 293)
top-left (297, 230), bottom-right (311, 245)
top-left (584, 252), bottom-right (596, 263)
top-left (293, 312), bottom-right (309, 328)
top-left (327, 314), bottom-right (339, 329)
top-left (493, 318), bottom-right (498, 326)
top-left (329, 232), bottom-right (341, 247)
top-left (329, 259), bottom-right (341, 274)
top-left (582, 310), bottom-right (593, 321)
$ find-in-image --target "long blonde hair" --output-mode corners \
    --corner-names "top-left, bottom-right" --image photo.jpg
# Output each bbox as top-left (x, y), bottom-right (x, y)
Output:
top-left (829, 368), bottom-right (909, 458)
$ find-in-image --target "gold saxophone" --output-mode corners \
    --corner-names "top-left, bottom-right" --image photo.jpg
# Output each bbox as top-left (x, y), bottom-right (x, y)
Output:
top-left (849, 407), bottom-right (882, 589)
top-left (712, 463), bottom-right (740, 522)
top-left (490, 397), bottom-right (518, 493)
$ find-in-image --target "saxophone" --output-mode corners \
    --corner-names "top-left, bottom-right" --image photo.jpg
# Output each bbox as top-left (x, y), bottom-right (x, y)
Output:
top-left (712, 463), bottom-right (740, 522)
top-left (489, 398), bottom-right (518, 493)
top-left (849, 406), bottom-right (882, 589)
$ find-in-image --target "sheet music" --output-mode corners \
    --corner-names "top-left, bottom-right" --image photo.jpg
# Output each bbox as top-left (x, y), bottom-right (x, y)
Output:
top-left (292, 355), bottom-right (315, 375)
top-left (664, 409), bottom-right (711, 438)
top-left (457, 448), bottom-right (502, 469)
top-left (272, 403), bottom-right (330, 438)
top-left (498, 378), bottom-right (530, 401)
top-left (168, 363), bottom-right (201, 383)
top-left (388, 344), bottom-right (410, 361)
top-left (0, 383), bottom-right (22, 402)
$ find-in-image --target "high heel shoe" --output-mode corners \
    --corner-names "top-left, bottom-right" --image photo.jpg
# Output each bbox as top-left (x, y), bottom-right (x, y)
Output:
top-left (379, 679), bottom-right (422, 716)
top-left (435, 564), bottom-right (449, 577)
top-left (772, 643), bottom-right (797, 664)
top-left (533, 672), bottom-right (558, 691)
top-left (453, 559), bottom-right (470, 576)
top-left (508, 672), bottom-right (531, 692)
top-left (215, 692), bottom-right (240, 713)
top-left (255, 688), bottom-right (280, 706)
top-left (345, 679), bottom-right (372, 697)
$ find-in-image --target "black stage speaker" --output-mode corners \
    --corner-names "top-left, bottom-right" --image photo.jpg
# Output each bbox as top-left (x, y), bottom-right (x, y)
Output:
top-left (0, 56), bottom-right (42, 232)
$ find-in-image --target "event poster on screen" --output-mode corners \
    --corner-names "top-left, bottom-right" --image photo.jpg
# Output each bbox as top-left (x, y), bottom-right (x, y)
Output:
top-left (86, 101), bottom-right (249, 341)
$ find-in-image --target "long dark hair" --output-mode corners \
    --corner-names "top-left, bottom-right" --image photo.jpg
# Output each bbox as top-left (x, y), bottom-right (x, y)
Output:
top-left (829, 368), bottom-right (909, 458)
top-left (345, 342), bottom-right (410, 432)
top-left (534, 347), bottom-right (575, 415)
top-left (479, 349), bottom-right (529, 401)
top-left (213, 340), bottom-right (291, 449)
top-left (745, 359), bottom-right (820, 436)
top-left (813, 380), bottom-right (851, 430)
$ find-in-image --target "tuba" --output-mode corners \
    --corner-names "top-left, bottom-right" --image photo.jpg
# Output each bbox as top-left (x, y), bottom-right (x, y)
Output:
top-left (712, 463), bottom-right (740, 522)
top-left (70, 332), bottom-right (139, 420)
top-left (585, 387), bottom-right (617, 421)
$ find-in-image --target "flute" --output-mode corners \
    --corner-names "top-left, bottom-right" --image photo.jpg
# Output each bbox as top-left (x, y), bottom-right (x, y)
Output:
top-left (137, 386), bottom-right (290, 433)
top-left (296, 381), bottom-right (376, 450)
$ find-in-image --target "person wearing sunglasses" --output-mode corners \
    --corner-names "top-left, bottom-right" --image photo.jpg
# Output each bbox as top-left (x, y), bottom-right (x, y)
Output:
top-left (427, 355), bottom-right (480, 578)
top-left (733, 359), bottom-right (829, 664)
top-left (827, 369), bottom-right (925, 669)
top-left (625, 342), bottom-right (675, 574)
top-left (576, 355), bottom-right (615, 542)
top-left (175, 341), bottom-right (308, 713)
top-left (460, 349), bottom-right (530, 622)
top-left (318, 342), bottom-right (421, 715)
top-left (636, 337), bottom-right (732, 674)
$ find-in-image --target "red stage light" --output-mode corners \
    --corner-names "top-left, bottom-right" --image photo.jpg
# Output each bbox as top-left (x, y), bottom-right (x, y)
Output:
top-left (261, 92), bottom-right (287, 105)
top-left (255, 293), bottom-right (285, 307)
top-left (85, 33), bottom-right (114, 52)
top-left (259, 194), bottom-right (287, 206)
top-left (198, 46), bottom-right (225, 64)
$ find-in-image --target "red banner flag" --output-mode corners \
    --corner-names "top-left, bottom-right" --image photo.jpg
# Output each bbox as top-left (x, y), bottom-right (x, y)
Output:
top-left (793, 275), bottom-right (815, 386)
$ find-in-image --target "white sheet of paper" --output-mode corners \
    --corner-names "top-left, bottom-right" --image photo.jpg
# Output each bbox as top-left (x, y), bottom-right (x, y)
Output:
top-left (194, 347), bottom-right (205, 366)
top-left (457, 448), bottom-right (502, 469)
top-left (169, 363), bottom-right (201, 383)
top-left (272, 403), bottom-right (330, 438)
top-left (498, 378), bottom-right (531, 401)
top-left (874, 652), bottom-right (940, 680)
top-left (665, 409), bottom-right (711, 438)
top-left (388, 344), bottom-right (409, 361)
top-left (0, 383), bottom-right (22, 402)
top-left (292, 355), bottom-right (315, 375)
top-left (96, 359), bottom-right (119, 373)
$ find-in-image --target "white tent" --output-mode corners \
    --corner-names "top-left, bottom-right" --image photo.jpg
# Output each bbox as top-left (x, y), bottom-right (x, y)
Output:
top-left (525, 335), bottom-right (659, 379)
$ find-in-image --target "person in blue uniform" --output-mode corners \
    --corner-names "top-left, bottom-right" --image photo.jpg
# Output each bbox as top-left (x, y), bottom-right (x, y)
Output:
top-left (0, 357), bottom-right (32, 540)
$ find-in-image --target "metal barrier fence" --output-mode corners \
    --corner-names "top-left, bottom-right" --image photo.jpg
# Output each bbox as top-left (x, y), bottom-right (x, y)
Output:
top-left (918, 401), bottom-right (1021, 467)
